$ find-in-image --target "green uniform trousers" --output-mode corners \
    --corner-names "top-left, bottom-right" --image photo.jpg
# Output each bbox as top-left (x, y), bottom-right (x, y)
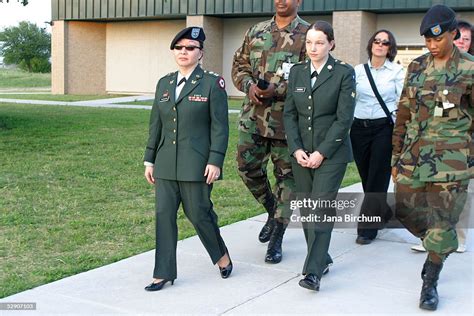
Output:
top-left (292, 162), bottom-right (347, 278)
top-left (153, 179), bottom-right (227, 279)
top-left (236, 131), bottom-right (295, 219)
top-left (395, 174), bottom-right (469, 259)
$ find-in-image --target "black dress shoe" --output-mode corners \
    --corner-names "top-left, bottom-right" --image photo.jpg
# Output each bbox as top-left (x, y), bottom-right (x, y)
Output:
top-left (356, 236), bottom-right (372, 245)
top-left (299, 274), bottom-right (320, 291)
top-left (258, 217), bottom-right (276, 243)
top-left (219, 255), bottom-right (233, 279)
top-left (144, 279), bottom-right (174, 291)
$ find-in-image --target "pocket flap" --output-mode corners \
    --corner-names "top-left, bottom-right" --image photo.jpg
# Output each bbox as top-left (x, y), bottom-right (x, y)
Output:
top-left (434, 140), bottom-right (468, 151)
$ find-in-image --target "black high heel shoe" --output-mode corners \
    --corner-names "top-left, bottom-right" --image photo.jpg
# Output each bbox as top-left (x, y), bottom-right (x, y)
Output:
top-left (218, 253), bottom-right (233, 279)
top-left (144, 279), bottom-right (174, 291)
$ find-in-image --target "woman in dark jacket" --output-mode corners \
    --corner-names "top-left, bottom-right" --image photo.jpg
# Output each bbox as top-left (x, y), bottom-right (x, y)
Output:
top-left (284, 21), bottom-right (356, 291)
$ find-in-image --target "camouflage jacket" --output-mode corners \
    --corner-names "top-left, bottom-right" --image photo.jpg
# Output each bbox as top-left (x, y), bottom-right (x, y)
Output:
top-left (392, 47), bottom-right (474, 182)
top-left (232, 15), bottom-right (310, 140)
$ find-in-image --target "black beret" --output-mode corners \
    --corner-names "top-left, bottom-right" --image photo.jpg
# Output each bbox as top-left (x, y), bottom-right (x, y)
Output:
top-left (420, 4), bottom-right (460, 40)
top-left (170, 27), bottom-right (206, 50)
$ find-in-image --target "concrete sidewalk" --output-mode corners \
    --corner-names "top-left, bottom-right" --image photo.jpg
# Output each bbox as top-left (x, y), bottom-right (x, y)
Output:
top-left (1, 182), bottom-right (472, 315)
top-left (0, 96), bottom-right (153, 110)
top-left (0, 97), bottom-right (241, 114)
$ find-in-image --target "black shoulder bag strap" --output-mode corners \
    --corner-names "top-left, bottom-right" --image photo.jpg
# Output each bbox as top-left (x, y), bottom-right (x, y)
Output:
top-left (363, 63), bottom-right (394, 125)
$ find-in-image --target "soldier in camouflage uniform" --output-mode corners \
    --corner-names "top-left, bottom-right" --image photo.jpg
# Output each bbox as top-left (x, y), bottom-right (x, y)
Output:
top-left (391, 4), bottom-right (474, 311)
top-left (231, 0), bottom-right (309, 264)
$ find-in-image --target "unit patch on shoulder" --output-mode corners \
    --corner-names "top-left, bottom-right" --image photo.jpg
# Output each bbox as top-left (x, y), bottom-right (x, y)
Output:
top-left (218, 77), bottom-right (226, 89)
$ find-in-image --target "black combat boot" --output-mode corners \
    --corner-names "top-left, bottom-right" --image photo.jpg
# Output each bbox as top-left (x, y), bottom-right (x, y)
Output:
top-left (421, 257), bottom-right (429, 279)
top-left (258, 199), bottom-right (276, 243)
top-left (259, 217), bottom-right (276, 243)
top-left (419, 260), bottom-right (443, 311)
top-left (265, 221), bottom-right (286, 263)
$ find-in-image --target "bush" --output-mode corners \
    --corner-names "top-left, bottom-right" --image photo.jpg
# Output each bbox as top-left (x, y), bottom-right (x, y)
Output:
top-left (18, 57), bottom-right (50, 73)
top-left (30, 57), bottom-right (50, 73)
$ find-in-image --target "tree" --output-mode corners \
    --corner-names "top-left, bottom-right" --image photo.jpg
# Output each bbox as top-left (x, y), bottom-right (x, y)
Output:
top-left (0, 1), bottom-right (29, 5)
top-left (0, 21), bottom-right (50, 72)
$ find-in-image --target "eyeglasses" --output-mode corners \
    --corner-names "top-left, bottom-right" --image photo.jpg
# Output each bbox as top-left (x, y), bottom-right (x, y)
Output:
top-left (373, 39), bottom-right (390, 46)
top-left (173, 45), bottom-right (201, 51)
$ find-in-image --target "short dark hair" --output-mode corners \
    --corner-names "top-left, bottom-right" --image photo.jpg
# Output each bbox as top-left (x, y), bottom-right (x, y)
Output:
top-left (366, 29), bottom-right (398, 62)
top-left (457, 20), bottom-right (473, 54)
top-left (307, 21), bottom-right (335, 51)
top-left (457, 19), bottom-right (472, 31)
top-left (471, 26), bottom-right (474, 55)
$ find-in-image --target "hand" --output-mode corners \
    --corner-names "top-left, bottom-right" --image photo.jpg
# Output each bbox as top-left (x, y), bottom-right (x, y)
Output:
top-left (391, 167), bottom-right (398, 183)
top-left (248, 83), bottom-right (275, 105)
top-left (204, 164), bottom-right (221, 185)
top-left (307, 151), bottom-right (324, 169)
top-left (294, 149), bottom-right (309, 168)
top-left (145, 166), bottom-right (155, 185)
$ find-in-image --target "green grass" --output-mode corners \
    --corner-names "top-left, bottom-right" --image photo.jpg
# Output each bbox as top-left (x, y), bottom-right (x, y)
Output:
top-left (0, 94), bottom-right (132, 102)
top-left (228, 98), bottom-right (243, 110)
top-left (117, 100), bottom-right (154, 106)
top-left (0, 68), bottom-right (51, 88)
top-left (0, 103), bottom-right (360, 298)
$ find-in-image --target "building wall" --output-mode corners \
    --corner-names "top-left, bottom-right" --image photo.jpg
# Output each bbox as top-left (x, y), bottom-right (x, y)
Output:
top-left (52, 21), bottom-right (107, 94)
top-left (377, 12), bottom-right (474, 45)
top-left (52, 11), bottom-right (474, 95)
top-left (105, 20), bottom-right (185, 94)
top-left (52, 0), bottom-right (474, 21)
top-left (187, 16), bottom-right (224, 75)
top-left (51, 21), bottom-right (66, 94)
top-left (67, 22), bottom-right (106, 94)
top-left (333, 11), bottom-right (377, 68)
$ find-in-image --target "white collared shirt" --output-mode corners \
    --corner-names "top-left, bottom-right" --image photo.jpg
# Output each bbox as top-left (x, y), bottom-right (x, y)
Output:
top-left (310, 57), bottom-right (328, 87)
top-left (354, 59), bottom-right (405, 120)
top-left (175, 66), bottom-right (197, 100)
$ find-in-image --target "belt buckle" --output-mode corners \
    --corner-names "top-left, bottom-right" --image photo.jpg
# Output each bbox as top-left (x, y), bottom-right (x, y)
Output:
top-left (363, 120), bottom-right (369, 128)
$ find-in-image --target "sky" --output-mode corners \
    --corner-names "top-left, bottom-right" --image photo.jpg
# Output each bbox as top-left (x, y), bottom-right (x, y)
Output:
top-left (0, 0), bottom-right (52, 31)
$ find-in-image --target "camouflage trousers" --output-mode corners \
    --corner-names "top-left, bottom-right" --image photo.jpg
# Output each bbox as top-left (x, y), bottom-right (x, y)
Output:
top-left (395, 174), bottom-right (469, 260)
top-left (237, 131), bottom-right (295, 220)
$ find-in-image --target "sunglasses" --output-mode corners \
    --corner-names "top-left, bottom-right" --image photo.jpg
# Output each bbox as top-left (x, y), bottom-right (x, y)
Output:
top-left (373, 39), bottom-right (390, 46)
top-left (173, 45), bottom-right (201, 51)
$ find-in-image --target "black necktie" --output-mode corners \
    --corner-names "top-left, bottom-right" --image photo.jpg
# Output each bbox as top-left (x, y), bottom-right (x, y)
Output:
top-left (178, 77), bottom-right (186, 86)
top-left (311, 71), bottom-right (318, 78)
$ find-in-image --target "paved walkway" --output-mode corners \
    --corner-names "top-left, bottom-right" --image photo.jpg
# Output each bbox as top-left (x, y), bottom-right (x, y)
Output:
top-left (0, 96), bottom-right (241, 113)
top-left (1, 182), bottom-right (472, 315)
top-left (0, 87), bottom-right (50, 93)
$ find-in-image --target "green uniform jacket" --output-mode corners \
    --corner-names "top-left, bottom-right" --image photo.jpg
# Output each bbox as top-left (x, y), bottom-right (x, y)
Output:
top-left (392, 47), bottom-right (474, 182)
top-left (284, 56), bottom-right (356, 167)
top-left (144, 65), bottom-right (229, 182)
